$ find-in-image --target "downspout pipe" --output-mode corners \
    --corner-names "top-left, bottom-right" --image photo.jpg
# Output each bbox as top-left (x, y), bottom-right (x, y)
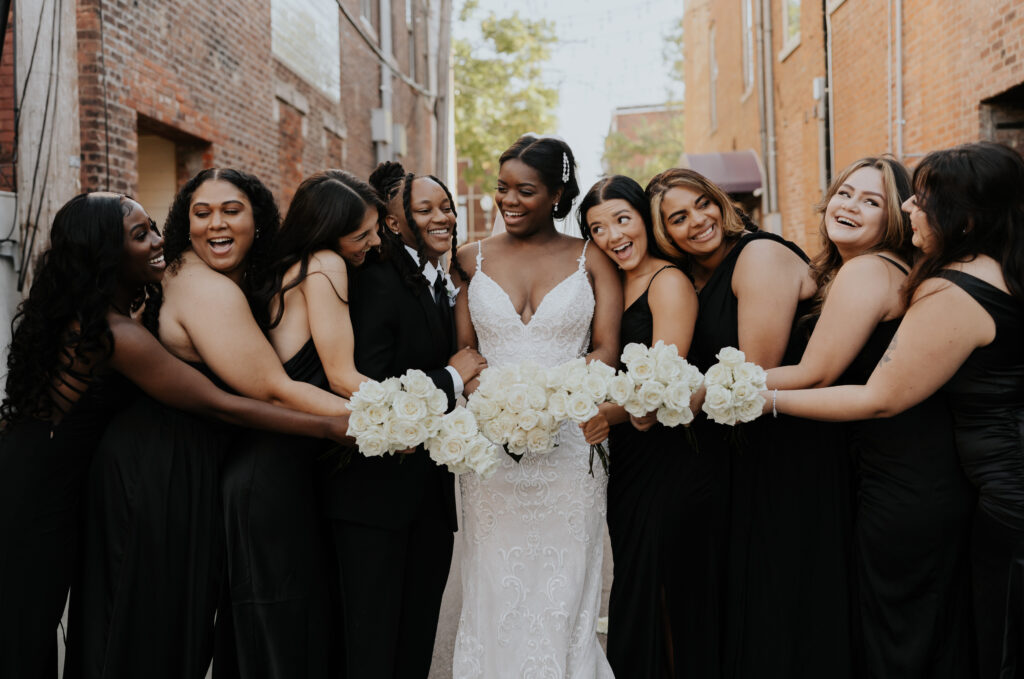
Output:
top-left (761, 0), bottom-right (779, 216)
top-left (754, 0), bottom-right (769, 219)
top-left (895, 0), bottom-right (904, 160)
top-left (377, 0), bottom-right (394, 164)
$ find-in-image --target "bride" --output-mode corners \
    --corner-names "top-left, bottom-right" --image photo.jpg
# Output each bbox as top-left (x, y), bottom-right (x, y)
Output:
top-left (450, 134), bottom-right (622, 678)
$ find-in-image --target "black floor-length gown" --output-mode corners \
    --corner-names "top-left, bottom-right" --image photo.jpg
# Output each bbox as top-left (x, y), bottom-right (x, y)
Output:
top-left (218, 338), bottom-right (334, 679)
top-left (0, 377), bottom-right (124, 679)
top-left (606, 266), bottom-right (729, 679)
top-left (839, 257), bottom-right (974, 678)
top-left (66, 363), bottom-right (231, 679)
top-left (689, 231), bottom-right (853, 679)
top-left (937, 270), bottom-right (1024, 679)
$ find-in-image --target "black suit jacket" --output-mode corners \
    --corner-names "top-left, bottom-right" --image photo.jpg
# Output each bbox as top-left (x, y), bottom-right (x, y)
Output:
top-left (322, 251), bottom-right (459, 532)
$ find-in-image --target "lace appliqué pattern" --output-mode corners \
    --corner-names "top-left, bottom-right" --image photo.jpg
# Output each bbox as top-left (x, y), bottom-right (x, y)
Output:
top-left (453, 242), bottom-right (613, 679)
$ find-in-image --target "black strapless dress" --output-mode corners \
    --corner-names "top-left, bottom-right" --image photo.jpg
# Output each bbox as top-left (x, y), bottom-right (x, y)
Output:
top-left (838, 259), bottom-right (974, 678)
top-left (0, 376), bottom-right (125, 679)
top-left (938, 270), bottom-right (1024, 679)
top-left (218, 338), bottom-right (334, 679)
top-left (606, 267), bottom-right (729, 679)
top-left (690, 232), bottom-right (853, 679)
top-left (66, 362), bottom-right (232, 679)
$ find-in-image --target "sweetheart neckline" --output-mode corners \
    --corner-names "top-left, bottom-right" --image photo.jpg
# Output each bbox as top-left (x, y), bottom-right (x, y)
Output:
top-left (472, 268), bottom-right (587, 328)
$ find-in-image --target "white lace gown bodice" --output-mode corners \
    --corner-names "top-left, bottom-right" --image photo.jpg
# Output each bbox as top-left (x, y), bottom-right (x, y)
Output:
top-left (453, 241), bottom-right (613, 679)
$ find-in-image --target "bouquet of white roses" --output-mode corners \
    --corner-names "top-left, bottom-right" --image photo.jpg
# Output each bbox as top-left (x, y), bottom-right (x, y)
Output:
top-left (546, 358), bottom-right (617, 474)
top-left (608, 340), bottom-right (704, 427)
top-left (425, 407), bottom-right (501, 479)
top-left (346, 369), bottom-right (448, 456)
top-left (701, 346), bottom-right (767, 425)
top-left (467, 361), bottom-right (559, 461)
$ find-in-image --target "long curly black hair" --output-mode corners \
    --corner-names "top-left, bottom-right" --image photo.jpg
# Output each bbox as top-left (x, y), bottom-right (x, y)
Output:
top-left (1, 193), bottom-right (134, 426)
top-left (252, 170), bottom-right (382, 331)
top-left (368, 161), bottom-right (467, 291)
top-left (145, 168), bottom-right (281, 332)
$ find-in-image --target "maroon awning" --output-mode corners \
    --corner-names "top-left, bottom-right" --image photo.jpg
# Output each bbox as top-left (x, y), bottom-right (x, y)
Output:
top-left (680, 150), bottom-right (764, 194)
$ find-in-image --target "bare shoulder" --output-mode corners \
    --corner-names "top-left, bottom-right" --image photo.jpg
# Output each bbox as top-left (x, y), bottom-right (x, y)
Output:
top-left (307, 249), bottom-right (347, 275)
top-left (735, 236), bottom-right (805, 270)
top-left (454, 241), bottom-right (480, 280)
top-left (951, 254), bottom-right (1010, 294)
top-left (649, 264), bottom-right (693, 295)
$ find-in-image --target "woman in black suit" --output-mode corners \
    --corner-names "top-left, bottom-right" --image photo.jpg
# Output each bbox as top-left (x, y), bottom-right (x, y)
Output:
top-left (321, 162), bottom-right (485, 679)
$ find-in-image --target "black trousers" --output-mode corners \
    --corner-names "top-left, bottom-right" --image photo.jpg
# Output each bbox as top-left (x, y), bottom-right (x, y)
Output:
top-left (329, 502), bottom-right (453, 679)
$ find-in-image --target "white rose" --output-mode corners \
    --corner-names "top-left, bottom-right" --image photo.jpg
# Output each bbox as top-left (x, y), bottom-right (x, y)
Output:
top-left (526, 384), bottom-right (549, 410)
top-left (716, 346), bottom-right (745, 368)
top-left (347, 409), bottom-right (372, 437)
top-left (387, 418), bottom-right (426, 449)
top-left (564, 361), bottom-right (588, 392)
top-left (471, 452), bottom-right (500, 479)
top-left (663, 381), bottom-right (693, 412)
top-left (654, 355), bottom-right (682, 383)
top-left (476, 368), bottom-right (501, 393)
top-left (481, 420), bottom-right (503, 444)
top-left (444, 407), bottom-right (478, 439)
top-left (422, 415), bottom-right (443, 438)
top-left (588, 360), bottom-right (616, 381)
top-left (505, 384), bottom-right (530, 412)
top-left (519, 361), bottom-right (545, 385)
top-left (736, 396), bottom-right (765, 423)
top-left (545, 363), bottom-right (567, 389)
top-left (429, 435), bottom-right (465, 466)
top-left (508, 427), bottom-right (528, 452)
top-left (637, 380), bottom-right (666, 411)
top-left (537, 411), bottom-right (556, 432)
top-left (621, 342), bottom-right (648, 368)
top-left (704, 363), bottom-right (733, 387)
top-left (731, 380), bottom-right (758, 405)
top-left (392, 392), bottom-right (428, 422)
top-left (703, 383), bottom-right (734, 413)
top-left (717, 409), bottom-right (739, 426)
top-left (657, 406), bottom-right (694, 427)
top-left (495, 411), bottom-right (517, 441)
top-left (566, 391), bottom-right (599, 423)
top-left (400, 369), bottom-right (436, 399)
top-left (526, 426), bottom-right (554, 453)
top-left (629, 356), bottom-right (657, 383)
top-left (581, 372), bottom-right (609, 402)
top-left (356, 428), bottom-right (388, 457)
top-left (650, 340), bottom-right (678, 364)
top-left (624, 396), bottom-right (652, 419)
top-left (353, 379), bottom-right (387, 406)
top-left (547, 391), bottom-right (569, 420)
top-left (365, 403), bottom-right (389, 426)
top-left (426, 389), bottom-right (448, 416)
top-left (518, 408), bottom-right (541, 431)
top-left (682, 364), bottom-right (705, 390)
top-left (733, 362), bottom-right (767, 387)
top-left (381, 377), bottom-right (402, 397)
top-left (607, 372), bottom-right (635, 406)
top-left (466, 438), bottom-right (496, 468)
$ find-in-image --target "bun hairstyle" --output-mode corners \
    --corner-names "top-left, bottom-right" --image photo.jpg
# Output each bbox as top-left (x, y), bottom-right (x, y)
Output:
top-left (368, 161), bottom-right (467, 289)
top-left (903, 141), bottom-right (1024, 311)
top-left (253, 170), bottom-right (383, 331)
top-left (499, 134), bottom-right (580, 220)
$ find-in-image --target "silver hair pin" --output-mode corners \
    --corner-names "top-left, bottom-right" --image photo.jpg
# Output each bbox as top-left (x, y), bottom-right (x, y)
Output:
top-left (561, 152), bottom-right (570, 184)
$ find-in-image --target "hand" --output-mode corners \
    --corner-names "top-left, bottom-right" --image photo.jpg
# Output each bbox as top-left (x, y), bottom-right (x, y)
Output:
top-left (690, 383), bottom-right (707, 414)
top-left (327, 413), bottom-right (355, 444)
top-left (580, 411), bottom-right (610, 445)
top-left (463, 376), bottom-right (481, 396)
top-left (448, 346), bottom-right (487, 384)
top-left (397, 446), bottom-right (417, 455)
top-left (630, 411), bottom-right (657, 432)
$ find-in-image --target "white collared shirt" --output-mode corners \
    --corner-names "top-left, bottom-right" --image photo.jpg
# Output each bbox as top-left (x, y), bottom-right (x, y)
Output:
top-left (403, 245), bottom-right (464, 395)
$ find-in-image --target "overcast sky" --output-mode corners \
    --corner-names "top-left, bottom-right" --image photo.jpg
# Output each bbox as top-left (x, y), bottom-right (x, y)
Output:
top-left (454, 0), bottom-right (685, 230)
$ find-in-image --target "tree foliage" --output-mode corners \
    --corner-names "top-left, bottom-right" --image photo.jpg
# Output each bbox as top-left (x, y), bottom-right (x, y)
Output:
top-left (453, 0), bottom-right (559, 185)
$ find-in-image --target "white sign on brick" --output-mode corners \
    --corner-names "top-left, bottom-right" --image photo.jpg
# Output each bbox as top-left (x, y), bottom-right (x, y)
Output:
top-left (271, 0), bottom-right (341, 101)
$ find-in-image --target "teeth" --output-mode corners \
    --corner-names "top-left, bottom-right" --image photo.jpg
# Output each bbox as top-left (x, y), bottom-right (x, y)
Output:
top-left (612, 242), bottom-right (631, 253)
top-left (692, 225), bottom-right (712, 240)
top-left (504, 211), bottom-right (524, 218)
top-left (428, 229), bottom-right (448, 236)
top-left (837, 217), bottom-right (857, 227)
top-left (149, 255), bottom-right (165, 265)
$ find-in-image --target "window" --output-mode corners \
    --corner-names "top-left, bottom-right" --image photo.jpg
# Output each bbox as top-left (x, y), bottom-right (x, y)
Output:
top-left (780, 0), bottom-right (801, 59)
top-left (741, 0), bottom-right (754, 92)
top-left (271, 0), bottom-right (341, 101)
top-left (709, 24), bottom-right (718, 132)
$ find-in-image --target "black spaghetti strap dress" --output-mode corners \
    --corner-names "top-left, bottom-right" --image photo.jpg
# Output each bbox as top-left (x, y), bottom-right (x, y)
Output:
top-left (66, 362), bottom-right (231, 679)
top-left (606, 266), bottom-right (729, 679)
top-left (937, 270), bottom-right (1024, 679)
top-left (218, 338), bottom-right (334, 679)
top-left (689, 231), bottom-right (853, 679)
top-left (0, 375), bottom-right (125, 679)
top-left (839, 257), bottom-right (974, 678)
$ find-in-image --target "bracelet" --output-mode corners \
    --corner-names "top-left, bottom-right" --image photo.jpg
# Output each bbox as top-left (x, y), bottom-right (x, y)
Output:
top-left (771, 389), bottom-right (778, 418)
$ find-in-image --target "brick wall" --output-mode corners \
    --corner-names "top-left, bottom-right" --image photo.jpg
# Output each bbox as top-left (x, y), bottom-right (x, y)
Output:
top-left (1, 9), bottom-right (15, 193)
top-left (74, 0), bottom-right (439, 210)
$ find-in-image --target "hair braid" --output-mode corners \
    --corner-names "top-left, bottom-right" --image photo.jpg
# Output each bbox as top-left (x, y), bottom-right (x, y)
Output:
top-left (427, 174), bottom-right (469, 282)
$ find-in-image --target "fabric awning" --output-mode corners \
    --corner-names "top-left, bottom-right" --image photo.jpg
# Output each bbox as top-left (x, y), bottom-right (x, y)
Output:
top-left (680, 150), bottom-right (764, 194)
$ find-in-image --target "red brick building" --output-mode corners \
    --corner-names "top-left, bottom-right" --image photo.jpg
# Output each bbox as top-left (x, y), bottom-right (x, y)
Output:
top-left (683, 0), bottom-right (1024, 253)
top-left (603, 103), bottom-right (685, 182)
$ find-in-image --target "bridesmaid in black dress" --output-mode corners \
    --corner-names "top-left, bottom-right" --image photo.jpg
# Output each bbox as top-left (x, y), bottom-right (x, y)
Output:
top-left (0, 193), bottom-right (349, 679)
top-left (580, 175), bottom-right (728, 678)
top-left (68, 171), bottom-right (352, 679)
top-left (771, 141), bottom-right (1024, 678)
top-left (765, 157), bottom-right (973, 677)
top-left (218, 170), bottom-right (382, 678)
top-left (646, 168), bottom-right (852, 679)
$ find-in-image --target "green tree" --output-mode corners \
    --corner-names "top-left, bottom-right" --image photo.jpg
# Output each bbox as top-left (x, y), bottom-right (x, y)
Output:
top-left (453, 0), bottom-right (559, 186)
top-left (601, 16), bottom-right (685, 185)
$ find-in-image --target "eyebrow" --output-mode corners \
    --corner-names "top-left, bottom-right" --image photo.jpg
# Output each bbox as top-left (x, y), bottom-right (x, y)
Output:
top-left (191, 200), bottom-right (245, 208)
top-left (841, 184), bottom-right (885, 199)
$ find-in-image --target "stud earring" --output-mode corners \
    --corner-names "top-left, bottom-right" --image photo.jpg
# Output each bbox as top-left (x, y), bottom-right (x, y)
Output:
top-left (553, 201), bottom-right (559, 214)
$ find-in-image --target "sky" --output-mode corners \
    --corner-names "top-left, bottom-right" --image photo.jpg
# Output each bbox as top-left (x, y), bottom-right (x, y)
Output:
top-left (454, 0), bottom-right (685, 231)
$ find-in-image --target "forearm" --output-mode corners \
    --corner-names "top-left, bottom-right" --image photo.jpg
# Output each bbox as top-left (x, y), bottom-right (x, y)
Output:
top-left (267, 380), bottom-right (350, 416)
top-left (327, 367), bottom-right (371, 399)
top-left (600, 402), bottom-right (629, 426)
top-left (773, 384), bottom-right (897, 422)
top-left (586, 342), bottom-right (619, 368)
top-left (211, 393), bottom-right (338, 438)
top-left (765, 363), bottom-right (834, 390)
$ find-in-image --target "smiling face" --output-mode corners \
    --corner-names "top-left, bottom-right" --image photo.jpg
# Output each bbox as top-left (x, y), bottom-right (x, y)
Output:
top-left (902, 194), bottom-right (936, 254)
top-left (660, 186), bottom-right (725, 257)
top-left (188, 179), bottom-right (256, 283)
top-left (120, 198), bottom-right (165, 285)
top-left (337, 204), bottom-right (381, 267)
top-left (389, 177), bottom-right (455, 265)
top-left (824, 167), bottom-right (887, 258)
top-left (586, 198), bottom-right (649, 271)
top-left (495, 158), bottom-right (561, 237)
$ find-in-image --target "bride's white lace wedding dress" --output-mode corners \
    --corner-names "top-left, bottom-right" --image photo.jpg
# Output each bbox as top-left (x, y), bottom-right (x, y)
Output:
top-left (453, 241), bottom-right (613, 679)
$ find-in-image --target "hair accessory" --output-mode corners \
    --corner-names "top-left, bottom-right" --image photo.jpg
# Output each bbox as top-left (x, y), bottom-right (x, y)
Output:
top-left (771, 389), bottom-right (778, 418)
top-left (561, 152), bottom-right (570, 184)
